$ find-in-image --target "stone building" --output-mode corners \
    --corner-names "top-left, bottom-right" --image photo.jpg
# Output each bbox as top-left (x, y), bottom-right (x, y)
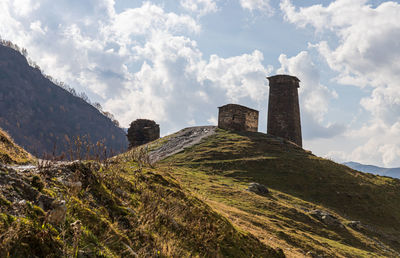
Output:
top-left (267, 74), bottom-right (302, 147)
top-left (127, 119), bottom-right (160, 148)
top-left (218, 104), bottom-right (259, 132)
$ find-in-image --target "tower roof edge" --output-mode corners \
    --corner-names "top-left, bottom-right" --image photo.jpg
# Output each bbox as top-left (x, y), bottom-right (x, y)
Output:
top-left (267, 74), bottom-right (300, 85)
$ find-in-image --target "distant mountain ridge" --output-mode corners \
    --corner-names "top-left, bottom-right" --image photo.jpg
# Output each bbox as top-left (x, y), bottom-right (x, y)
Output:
top-left (343, 161), bottom-right (400, 179)
top-left (0, 43), bottom-right (128, 157)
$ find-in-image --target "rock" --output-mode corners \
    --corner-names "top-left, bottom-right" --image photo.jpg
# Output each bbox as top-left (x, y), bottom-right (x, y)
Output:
top-left (310, 209), bottom-right (343, 227)
top-left (37, 194), bottom-right (55, 211)
top-left (148, 126), bottom-right (216, 163)
top-left (275, 248), bottom-right (285, 258)
top-left (64, 181), bottom-right (82, 195)
top-left (306, 251), bottom-right (323, 258)
top-left (48, 200), bottom-right (67, 225)
top-left (247, 182), bottom-right (269, 195)
top-left (347, 221), bottom-right (363, 230)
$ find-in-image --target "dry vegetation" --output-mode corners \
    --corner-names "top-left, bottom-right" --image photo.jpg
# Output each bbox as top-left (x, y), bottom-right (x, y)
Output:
top-left (156, 129), bottom-right (400, 257)
top-left (0, 133), bottom-right (283, 257)
top-left (1, 127), bottom-right (400, 257)
top-left (0, 128), bottom-right (34, 164)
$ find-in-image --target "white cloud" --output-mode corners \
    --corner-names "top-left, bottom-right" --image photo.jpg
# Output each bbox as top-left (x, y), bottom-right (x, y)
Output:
top-left (240, 0), bottom-right (273, 15)
top-left (29, 21), bottom-right (46, 35)
top-left (201, 50), bottom-right (270, 102)
top-left (12, 0), bottom-right (40, 17)
top-left (0, 0), bottom-right (272, 136)
top-left (281, 0), bottom-right (400, 107)
top-left (277, 51), bottom-right (344, 140)
top-left (347, 122), bottom-right (400, 167)
top-left (110, 2), bottom-right (200, 41)
top-left (281, 0), bottom-right (400, 167)
top-left (207, 115), bottom-right (217, 125)
top-left (180, 0), bottom-right (218, 16)
top-left (106, 31), bottom-right (270, 132)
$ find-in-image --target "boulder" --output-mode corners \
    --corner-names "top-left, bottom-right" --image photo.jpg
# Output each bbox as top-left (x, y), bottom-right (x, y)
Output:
top-left (248, 182), bottom-right (269, 195)
top-left (37, 194), bottom-right (55, 211)
top-left (48, 200), bottom-right (67, 225)
top-left (310, 209), bottom-right (343, 227)
top-left (64, 180), bottom-right (82, 195)
top-left (347, 221), bottom-right (363, 230)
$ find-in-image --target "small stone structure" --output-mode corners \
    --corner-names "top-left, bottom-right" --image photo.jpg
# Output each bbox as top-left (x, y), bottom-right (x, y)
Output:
top-left (127, 119), bottom-right (160, 148)
top-left (267, 75), bottom-right (302, 147)
top-left (218, 104), bottom-right (259, 132)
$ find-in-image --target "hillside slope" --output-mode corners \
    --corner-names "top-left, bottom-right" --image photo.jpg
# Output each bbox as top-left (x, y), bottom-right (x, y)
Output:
top-left (148, 128), bottom-right (400, 257)
top-left (0, 44), bottom-right (128, 157)
top-left (0, 127), bottom-right (33, 164)
top-left (2, 127), bottom-right (400, 257)
top-left (0, 153), bottom-right (282, 257)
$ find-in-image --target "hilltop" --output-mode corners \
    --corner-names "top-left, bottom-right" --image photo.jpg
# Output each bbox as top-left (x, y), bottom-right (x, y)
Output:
top-left (1, 127), bottom-right (400, 257)
top-left (0, 43), bottom-right (128, 157)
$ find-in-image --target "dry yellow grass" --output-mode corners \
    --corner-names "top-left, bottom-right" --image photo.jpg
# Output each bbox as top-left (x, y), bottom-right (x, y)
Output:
top-left (0, 127), bottom-right (34, 164)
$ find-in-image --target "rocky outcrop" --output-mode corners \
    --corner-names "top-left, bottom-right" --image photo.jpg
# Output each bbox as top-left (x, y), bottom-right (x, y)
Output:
top-left (247, 182), bottom-right (269, 195)
top-left (148, 126), bottom-right (216, 163)
top-left (309, 209), bottom-right (343, 227)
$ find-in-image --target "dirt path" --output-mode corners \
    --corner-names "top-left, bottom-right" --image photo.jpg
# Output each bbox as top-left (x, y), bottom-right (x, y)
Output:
top-left (149, 126), bottom-right (216, 163)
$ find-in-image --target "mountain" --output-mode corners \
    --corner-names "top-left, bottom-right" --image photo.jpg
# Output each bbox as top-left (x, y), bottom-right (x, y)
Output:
top-left (344, 161), bottom-right (400, 179)
top-left (1, 127), bottom-right (400, 257)
top-left (0, 43), bottom-right (128, 157)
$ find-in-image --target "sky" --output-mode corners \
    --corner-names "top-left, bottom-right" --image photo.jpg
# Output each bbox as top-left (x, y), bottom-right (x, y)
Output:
top-left (1, 0), bottom-right (400, 167)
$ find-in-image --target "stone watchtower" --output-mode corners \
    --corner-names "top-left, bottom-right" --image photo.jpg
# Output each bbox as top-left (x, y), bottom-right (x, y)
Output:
top-left (127, 119), bottom-right (160, 148)
top-left (267, 75), bottom-right (302, 147)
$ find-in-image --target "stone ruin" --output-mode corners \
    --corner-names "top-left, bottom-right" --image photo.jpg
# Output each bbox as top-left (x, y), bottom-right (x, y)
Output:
top-left (218, 104), bottom-right (259, 132)
top-left (127, 119), bottom-right (160, 148)
top-left (267, 75), bottom-right (302, 147)
top-left (216, 74), bottom-right (302, 147)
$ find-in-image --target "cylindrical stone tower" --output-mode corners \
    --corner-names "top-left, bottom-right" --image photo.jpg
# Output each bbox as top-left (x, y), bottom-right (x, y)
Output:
top-left (267, 75), bottom-right (302, 147)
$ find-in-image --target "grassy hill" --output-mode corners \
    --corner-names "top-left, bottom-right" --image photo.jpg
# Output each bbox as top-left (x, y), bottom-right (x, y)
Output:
top-left (0, 127), bottom-right (282, 257)
top-left (152, 129), bottom-right (400, 257)
top-left (1, 127), bottom-right (400, 257)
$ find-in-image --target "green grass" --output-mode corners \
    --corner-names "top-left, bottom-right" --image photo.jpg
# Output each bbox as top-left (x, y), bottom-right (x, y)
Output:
top-left (156, 129), bottom-right (400, 256)
top-left (0, 159), bottom-right (283, 257)
top-left (2, 127), bottom-right (400, 257)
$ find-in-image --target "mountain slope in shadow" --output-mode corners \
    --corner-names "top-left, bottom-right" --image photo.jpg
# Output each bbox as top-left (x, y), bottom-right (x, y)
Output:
top-left (0, 44), bottom-right (128, 157)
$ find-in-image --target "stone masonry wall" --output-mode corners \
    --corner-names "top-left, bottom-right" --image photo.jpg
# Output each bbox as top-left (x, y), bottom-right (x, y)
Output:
top-left (267, 75), bottom-right (302, 147)
top-left (127, 119), bottom-right (160, 148)
top-left (218, 104), bottom-right (258, 132)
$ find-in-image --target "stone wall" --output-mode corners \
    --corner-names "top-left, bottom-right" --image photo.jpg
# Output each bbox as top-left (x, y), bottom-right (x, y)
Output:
top-left (127, 119), bottom-right (160, 148)
top-left (218, 104), bottom-right (259, 132)
top-left (267, 75), bottom-right (302, 147)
